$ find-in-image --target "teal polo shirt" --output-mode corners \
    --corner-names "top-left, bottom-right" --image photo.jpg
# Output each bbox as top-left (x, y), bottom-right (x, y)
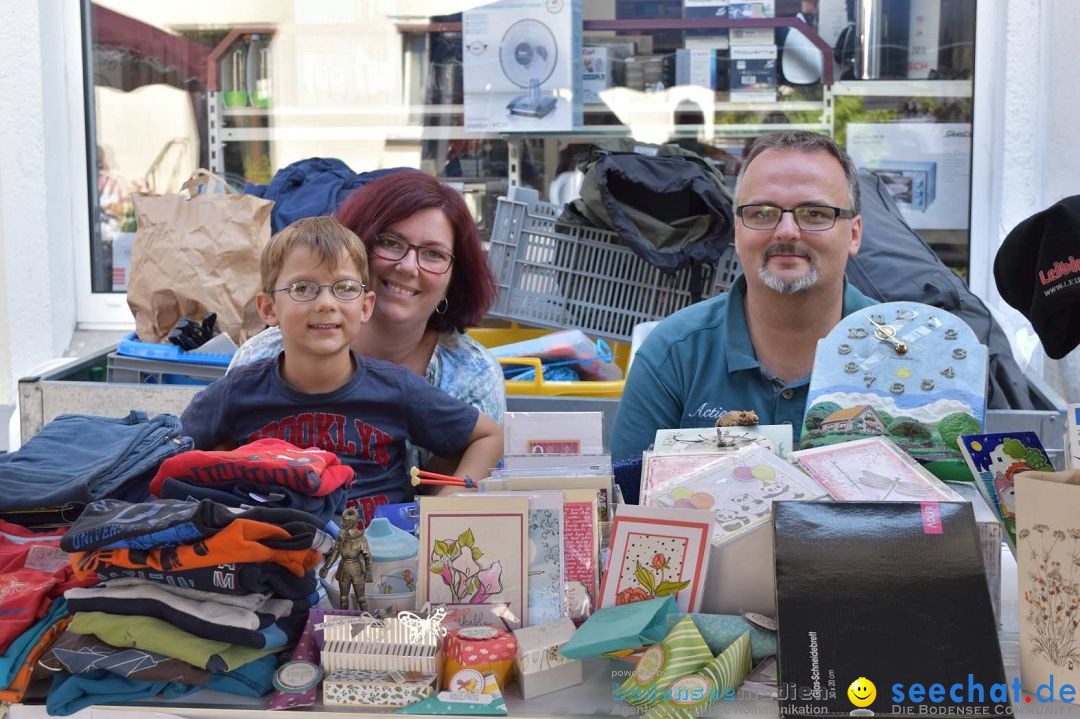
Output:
top-left (611, 274), bottom-right (877, 462)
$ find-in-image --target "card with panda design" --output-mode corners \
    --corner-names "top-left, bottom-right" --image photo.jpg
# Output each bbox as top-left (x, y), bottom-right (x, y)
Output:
top-left (642, 446), bottom-right (826, 546)
top-left (598, 505), bottom-right (712, 613)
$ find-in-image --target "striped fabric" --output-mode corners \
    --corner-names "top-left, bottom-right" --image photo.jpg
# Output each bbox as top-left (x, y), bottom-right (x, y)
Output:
top-left (643, 632), bottom-right (753, 719)
top-left (620, 616), bottom-right (714, 707)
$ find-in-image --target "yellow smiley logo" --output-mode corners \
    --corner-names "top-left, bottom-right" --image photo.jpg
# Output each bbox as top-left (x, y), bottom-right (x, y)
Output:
top-left (847, 677), bottom-right (876, 707)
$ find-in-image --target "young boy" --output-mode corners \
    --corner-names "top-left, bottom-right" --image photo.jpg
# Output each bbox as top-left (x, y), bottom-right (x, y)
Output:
top-left (180, 216), bottom-right (503, 518)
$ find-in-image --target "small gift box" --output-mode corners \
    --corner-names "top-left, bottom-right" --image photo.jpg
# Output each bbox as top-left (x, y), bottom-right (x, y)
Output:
top-left (443, 626), bottom-right (517, 690)
top-left (323, 668), bottom-right (437, 707)
top-left (513, 617), bottom-right (582, 699)
top-left (319, 612), bottom-right (444, 676)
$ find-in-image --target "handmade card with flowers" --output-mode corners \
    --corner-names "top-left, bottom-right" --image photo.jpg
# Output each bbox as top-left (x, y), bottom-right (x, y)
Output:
top-left (598, 505), bottom-right (713, 613)
top-left (418, 496), bottom-right (530, 630)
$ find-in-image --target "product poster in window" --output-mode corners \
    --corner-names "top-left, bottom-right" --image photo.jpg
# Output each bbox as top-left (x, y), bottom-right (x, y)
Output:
top-left (418, 496), bottom-right (530, 630)
top-left (845, 122), bottom-right (972, 230)
top-left (463, 0), bottom-right (583, 132)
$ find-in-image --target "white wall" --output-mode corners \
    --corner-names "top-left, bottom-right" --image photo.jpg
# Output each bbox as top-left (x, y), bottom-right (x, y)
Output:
top-left (0, 0), bottom-right (80, 449)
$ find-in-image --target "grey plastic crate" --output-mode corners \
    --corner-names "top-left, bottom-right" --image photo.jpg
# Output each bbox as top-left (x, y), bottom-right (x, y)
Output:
top-left (487, 186), bottom-right (740, 342)
top-left (106, 353), bottom-right (226, 385)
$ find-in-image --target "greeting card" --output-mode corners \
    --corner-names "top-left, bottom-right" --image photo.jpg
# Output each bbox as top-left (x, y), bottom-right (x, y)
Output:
top-left (562, 488), bottom-right (599, 621)
top-left (958, 431), bottom-right (1052, 550)
top-left (1016, 472), bottom-right (1080, 697)
top-left (599, 505), bottom-right (712, 613)
top-left (641, 451), bottom-right (750, 500)
top-left (643, 446), bottom-right (825, 546)
top-left (418, 496), bottom-right (530, 630)
top-left (1067, 404), bottom-right (1080, 471)
top-left (792, 437), bottom-right (962, 502)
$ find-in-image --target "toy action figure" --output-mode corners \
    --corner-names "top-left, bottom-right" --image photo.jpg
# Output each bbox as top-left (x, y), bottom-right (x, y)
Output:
top-left (320, 507), bottom-right (372, 610)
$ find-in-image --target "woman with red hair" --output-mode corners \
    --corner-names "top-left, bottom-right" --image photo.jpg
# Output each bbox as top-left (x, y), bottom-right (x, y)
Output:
top-left (231, 171), bottom-right (505, 470)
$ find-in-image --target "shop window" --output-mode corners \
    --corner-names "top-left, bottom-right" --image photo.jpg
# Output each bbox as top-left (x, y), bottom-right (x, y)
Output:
top-left (82, 0), bottom-right (976, 293)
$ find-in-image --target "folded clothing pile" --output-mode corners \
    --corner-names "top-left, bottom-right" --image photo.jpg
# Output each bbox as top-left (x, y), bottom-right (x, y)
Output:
top-left (0, 411), bottom-right (193, 517)
top-left (0, 520), bottom-right (95, 704)
top-left (149, 438), bottom-right (353, 525)
top-left (40, 496), bottom-right (335, 715)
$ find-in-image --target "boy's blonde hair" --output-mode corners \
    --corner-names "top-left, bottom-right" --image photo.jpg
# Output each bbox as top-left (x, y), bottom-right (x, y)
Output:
top-left (260, 216), bottom-right (369, 293)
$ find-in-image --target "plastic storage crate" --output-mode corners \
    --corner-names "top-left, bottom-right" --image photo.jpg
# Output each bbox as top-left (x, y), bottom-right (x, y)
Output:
top-left (487, 186), bottom-right (740, 342)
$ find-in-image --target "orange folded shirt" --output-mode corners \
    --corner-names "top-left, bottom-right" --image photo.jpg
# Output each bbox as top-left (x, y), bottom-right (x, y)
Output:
top-left (70, 519), bottom-right (321, 579)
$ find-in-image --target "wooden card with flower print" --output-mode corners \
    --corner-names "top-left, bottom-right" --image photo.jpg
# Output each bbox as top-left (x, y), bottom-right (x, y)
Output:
top-left (1015, 472), bottom-right (1080, 695)
top-left (418, 496), bottom-right (530, 631)
top-left (598, 505), bottom-right (713, 613)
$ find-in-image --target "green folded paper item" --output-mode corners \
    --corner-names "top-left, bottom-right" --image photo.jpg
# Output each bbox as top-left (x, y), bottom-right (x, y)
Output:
top-left (642, 632), bottom-right (753, 719)
top-left (666, 613), bottom-right (777, 663)
top-left (560, 596), bottom-right (678, 660)
top-left (619, 615), bottom-right (714, 707)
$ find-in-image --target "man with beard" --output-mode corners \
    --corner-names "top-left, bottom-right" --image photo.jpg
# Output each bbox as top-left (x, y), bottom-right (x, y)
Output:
top-left (611, 131), bottom-right (877, 464)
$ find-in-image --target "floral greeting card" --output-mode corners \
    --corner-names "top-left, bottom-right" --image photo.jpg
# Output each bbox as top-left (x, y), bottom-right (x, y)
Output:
top-left (1016, 472), bottom-right (1080, 695)
top-left (598, 505), bottom-right (712, 613)
top-left (418, 496), bottom-right (530, 630)
top-left (792, 437), bottom-right (962, 502)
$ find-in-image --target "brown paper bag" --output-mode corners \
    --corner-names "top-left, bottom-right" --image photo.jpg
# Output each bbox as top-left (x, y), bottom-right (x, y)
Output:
top-left (128, 169), bottom-right (273, 344)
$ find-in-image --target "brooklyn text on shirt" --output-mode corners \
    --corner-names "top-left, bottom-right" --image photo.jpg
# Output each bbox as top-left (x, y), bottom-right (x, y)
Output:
top-left (248, 412), bottom-right (393, 469)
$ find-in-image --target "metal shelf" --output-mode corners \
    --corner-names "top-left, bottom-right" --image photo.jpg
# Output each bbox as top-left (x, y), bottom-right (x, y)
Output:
top-left (220, 100), bottom-right (826, 119)
top-left (832, 80), bottom-right (973, 98)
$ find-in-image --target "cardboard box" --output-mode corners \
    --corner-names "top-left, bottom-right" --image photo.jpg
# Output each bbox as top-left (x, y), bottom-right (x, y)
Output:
top-left (322, 669), bottom-right (437, 707)
top-left (729, 27), bottom-right (774, 45)
top-left (730, 45), bottom-right (776, 102)
top-left (111, 232), bottom-right (135, 292)
top-left (513, 618), bottom-right (583, 699)
top-left (684, 33), bottom-right (729, 51)
top-left (729, 0), bottom-right (775, 18)
top-left (463, 0), bottom-right (583, 132)
top-left (700, 488), bottom-right (1003, 621)
top-left (582, 46), bottom-right (611, 103)
top-left (684, 0), bottom-right (729, 19)
top-left (675, 48), bottom-right (719, 90)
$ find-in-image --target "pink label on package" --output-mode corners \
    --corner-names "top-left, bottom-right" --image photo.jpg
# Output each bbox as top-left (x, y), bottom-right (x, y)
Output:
top-left (920, 502), bottom-right (943, 534)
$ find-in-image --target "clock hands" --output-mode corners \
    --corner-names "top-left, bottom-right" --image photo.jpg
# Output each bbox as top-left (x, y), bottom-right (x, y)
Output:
top-left (867, 315), bottom-right (908, 355)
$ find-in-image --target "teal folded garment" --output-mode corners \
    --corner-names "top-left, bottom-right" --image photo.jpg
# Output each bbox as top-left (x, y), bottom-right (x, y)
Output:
top-left (666, 613), bottom-right (777, 663)
top-left (45, 651), bottom-right (278, 715)
top-left (46, 670), bottom-right (196, 716)
top-left (204, 652), bottom-right (278, 697)
top-left (0, 597), bottom-right (68, 687)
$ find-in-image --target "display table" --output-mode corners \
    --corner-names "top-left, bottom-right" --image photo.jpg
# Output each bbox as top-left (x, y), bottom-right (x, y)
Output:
top-left (10, 548), bottom-right (1080, 719)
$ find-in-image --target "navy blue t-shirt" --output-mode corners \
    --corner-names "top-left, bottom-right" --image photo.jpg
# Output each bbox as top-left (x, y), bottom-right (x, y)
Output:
top-left (180, 353), bottom-right (479, 511)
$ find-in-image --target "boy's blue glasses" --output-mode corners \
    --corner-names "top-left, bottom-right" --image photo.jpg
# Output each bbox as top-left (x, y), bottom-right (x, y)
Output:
top-left (273, 279), bottom-right (367, 302)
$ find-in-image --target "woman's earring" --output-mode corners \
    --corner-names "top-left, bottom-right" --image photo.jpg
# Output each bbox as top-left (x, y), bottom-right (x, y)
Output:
top-left (435, 298), bottom-right (448, 315)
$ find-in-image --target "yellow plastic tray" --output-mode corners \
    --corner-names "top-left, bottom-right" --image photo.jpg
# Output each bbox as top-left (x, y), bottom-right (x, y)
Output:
top-left (466, 327), bottom-right (629, 398)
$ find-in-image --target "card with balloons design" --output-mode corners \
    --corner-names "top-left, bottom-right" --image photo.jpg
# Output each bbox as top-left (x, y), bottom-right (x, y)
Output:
top-left (641, 447), bottom-right (826, 546)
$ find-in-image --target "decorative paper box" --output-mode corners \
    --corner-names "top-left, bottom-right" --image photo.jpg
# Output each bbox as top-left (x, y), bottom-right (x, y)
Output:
top-left (322, 668), bottom-right (437, 707)
top-left (320, 616), bottom-right (443, 676)
top-left (444, 626), bottom-right (518, 691)
top-left (512, 618), bottom-right (582, 699)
